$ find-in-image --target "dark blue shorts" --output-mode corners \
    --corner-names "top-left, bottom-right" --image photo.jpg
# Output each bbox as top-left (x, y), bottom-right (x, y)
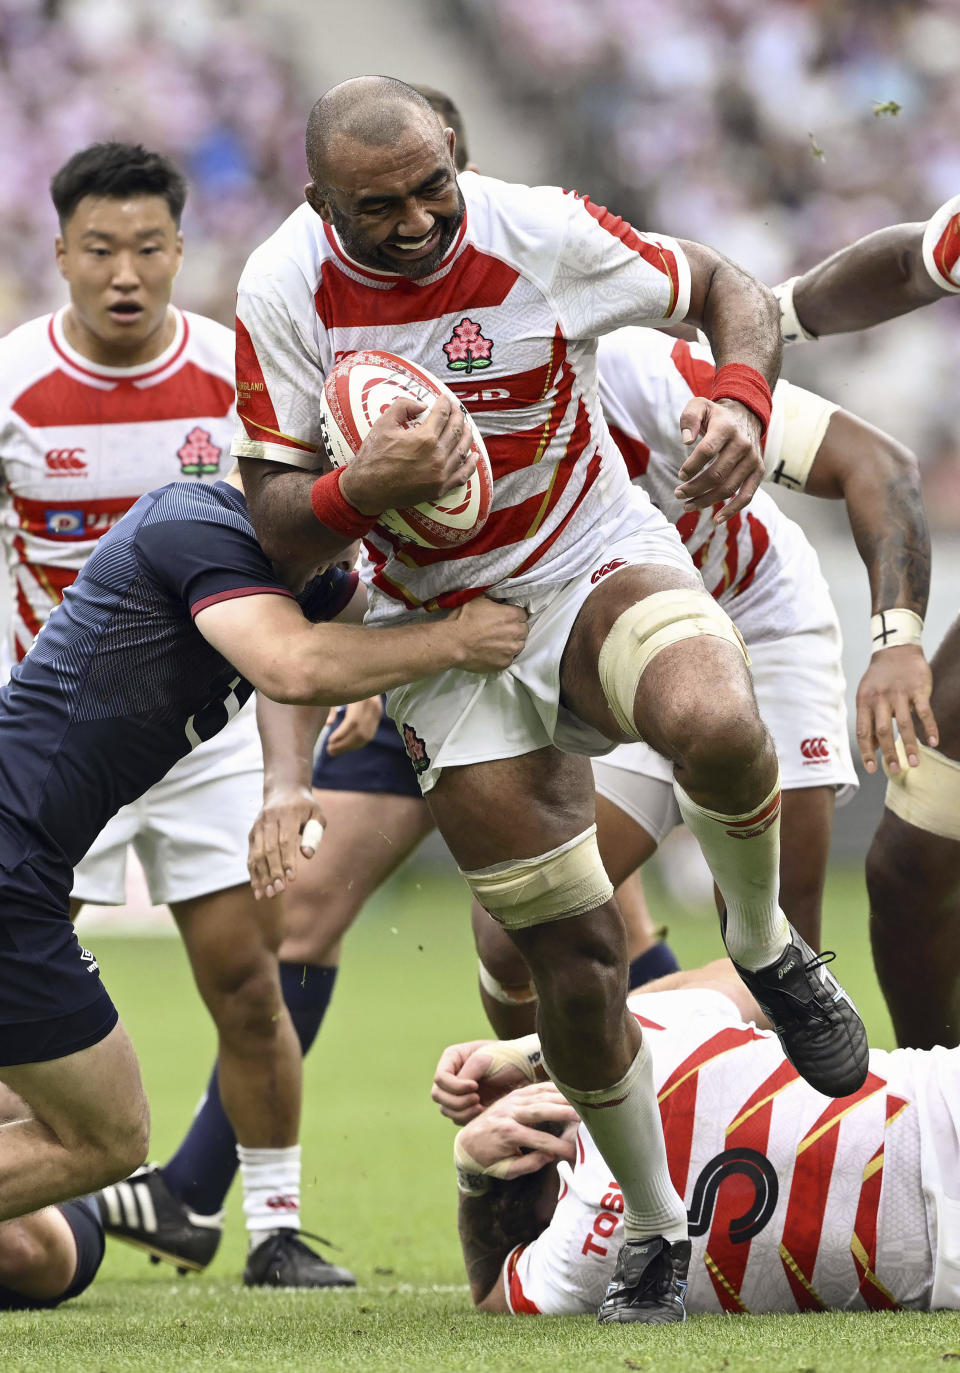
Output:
top-left (0, 1197), bottom-right (105, 1310)
top-left (312, 702), bottom-right (423, 801)
top-left (0, 879), bottom-right (119, 1066)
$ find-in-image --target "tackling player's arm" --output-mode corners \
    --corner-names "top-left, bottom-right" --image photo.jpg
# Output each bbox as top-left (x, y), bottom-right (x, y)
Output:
top-left (195, 591), bottom-right (527, 707)
top-left (673, 239), bottom-right (782, 522)
top-left (249, 696), bottom-right (328, 900)
top-left (781, 403), bottom-right (936, 773)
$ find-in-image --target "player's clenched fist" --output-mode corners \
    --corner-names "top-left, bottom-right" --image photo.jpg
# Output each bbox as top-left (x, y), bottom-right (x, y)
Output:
top-left (340, 395), bottom-right (478, 515)
top-left (446, 597), bottom-right (528, 672)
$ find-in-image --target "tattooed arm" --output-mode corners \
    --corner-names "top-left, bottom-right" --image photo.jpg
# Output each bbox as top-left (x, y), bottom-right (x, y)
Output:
top-left (802, 408), bottom-right (936, 774)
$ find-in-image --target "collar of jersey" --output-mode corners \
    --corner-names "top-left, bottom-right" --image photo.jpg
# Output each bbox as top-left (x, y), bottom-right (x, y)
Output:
top-left (49, 306), bottom-right (188, 382)
top-left (324, 212), bottom-right (469, 286)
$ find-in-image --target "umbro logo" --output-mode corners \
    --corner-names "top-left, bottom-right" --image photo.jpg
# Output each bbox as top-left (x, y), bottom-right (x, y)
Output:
top-left (80, 946), bottom-right (99, 974)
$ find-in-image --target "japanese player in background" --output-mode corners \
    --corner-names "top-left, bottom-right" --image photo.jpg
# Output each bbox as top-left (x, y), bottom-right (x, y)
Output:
top-left (230, 76), bottom-right (871, 1323)
top-left (774, 195), bottom-right (960, 1050)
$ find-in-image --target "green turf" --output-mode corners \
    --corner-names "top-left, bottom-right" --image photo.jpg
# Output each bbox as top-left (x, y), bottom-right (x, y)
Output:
top-left (4, 862), bottom-right (951, 1370)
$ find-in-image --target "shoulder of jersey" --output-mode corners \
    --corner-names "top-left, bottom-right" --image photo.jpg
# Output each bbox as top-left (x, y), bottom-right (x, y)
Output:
top-left (238, 203), bottom-right (327, 297)
top-left (0, 313), bottom-right (57, 399)
top-left (179, 310), bottom-right (235, 375)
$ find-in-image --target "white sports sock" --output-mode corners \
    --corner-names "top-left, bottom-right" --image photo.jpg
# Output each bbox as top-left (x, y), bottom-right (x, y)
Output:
top-left (238, 1144), bottom-right (301, 1250)
top-left (674, 775), bottom-right (790, 971)
top-left (548, 1038), bottom-right (688, 1244)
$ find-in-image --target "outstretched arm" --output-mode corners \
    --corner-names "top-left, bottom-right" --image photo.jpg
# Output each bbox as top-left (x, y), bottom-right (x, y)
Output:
top-left (790, 223), bottom-right (943, 338)
top-left (801, 408), bottom-right (935, 773)
top-left (195, 593), bottom-right (527, 707)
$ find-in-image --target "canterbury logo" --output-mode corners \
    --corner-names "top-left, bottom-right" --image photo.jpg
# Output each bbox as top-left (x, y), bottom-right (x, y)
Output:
top-left (800, 737), bottom-right (830, 762)
top-left (265, 1194), bottom-right (299, 1211)
top-left (591, 559), bottom-right (627, 584)
top-left (45, 448), bottom-right (87, 474)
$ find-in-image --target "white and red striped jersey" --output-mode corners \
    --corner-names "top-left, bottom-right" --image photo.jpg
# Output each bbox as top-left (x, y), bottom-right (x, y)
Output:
top-left (505, 989), bottom-right (946, 1316)
top-left (922, 194), bottom-right (960, 293)
top-left (231, 171), bottom-right (692, 622)
top-left (598, 328), bottom-right (830, 643)
top-left (0, 307), bottom-right (236, 667)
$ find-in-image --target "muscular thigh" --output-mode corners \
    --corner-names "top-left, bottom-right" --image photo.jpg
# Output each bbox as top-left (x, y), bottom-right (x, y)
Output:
top-left (559, 564), bottom-right (702, 741)
top-left (929, 617), bottom-right (960, 761)
top-left (425, 747), bottom-right (596, 869)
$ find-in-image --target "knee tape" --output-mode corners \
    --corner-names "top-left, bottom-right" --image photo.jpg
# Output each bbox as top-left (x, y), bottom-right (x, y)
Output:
top-left (598, 589), bottom-right (749, 737)
top-left (478, 961), bottom-right (538, 1006)
top-left (884, 739), bottom-right (960, 842)
top-left (461, 825), bottom-right (613, 930)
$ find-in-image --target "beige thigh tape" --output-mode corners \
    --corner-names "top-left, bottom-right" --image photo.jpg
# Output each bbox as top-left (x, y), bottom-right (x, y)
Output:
top-left (598, 589), bottom-right (748, 738)
top-left (462, 825), bottom-right (613, 930)
top-left (884, 739), bottom-right (960, 842)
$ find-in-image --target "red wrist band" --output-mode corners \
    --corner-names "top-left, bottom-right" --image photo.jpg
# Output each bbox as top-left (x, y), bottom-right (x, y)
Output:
top-left (310, 469), bottom-right (376, 539)
top-left (710, 363), bottom-right (773, 439)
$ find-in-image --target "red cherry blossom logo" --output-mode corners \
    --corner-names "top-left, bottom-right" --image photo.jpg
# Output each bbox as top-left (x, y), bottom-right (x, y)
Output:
top-left (443, 318), bottom-right (493, 374)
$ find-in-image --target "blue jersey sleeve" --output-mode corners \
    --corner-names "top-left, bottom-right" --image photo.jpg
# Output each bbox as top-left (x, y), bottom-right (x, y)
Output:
top-left (133, 486), bottom-right (294, 617)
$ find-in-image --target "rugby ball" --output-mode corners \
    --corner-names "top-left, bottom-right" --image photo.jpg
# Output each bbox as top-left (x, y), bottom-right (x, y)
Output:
top-left (319, 350), bottom-right (493, 549)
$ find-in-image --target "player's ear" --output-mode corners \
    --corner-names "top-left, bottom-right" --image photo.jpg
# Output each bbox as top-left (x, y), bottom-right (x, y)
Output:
top-left (54, 233), bottom-right (68, 280)
top-left (444, 127), bottom-right (456, 166)
top-left (173, 231), bottom-right (184, 278)
top-left (304, 182), bottom-right (332, 224)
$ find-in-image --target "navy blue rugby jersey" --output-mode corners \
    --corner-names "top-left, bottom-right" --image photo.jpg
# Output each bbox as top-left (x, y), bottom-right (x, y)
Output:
top-left (0, 480), bottom-right (355, 881)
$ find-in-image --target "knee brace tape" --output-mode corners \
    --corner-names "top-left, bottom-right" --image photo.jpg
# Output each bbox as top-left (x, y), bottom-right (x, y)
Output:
top-left (598, 589), bottom-right (749, 738)
top-left (884, 739), bottom-right (960, 842)
top-left (462, 825), bottom-right (614, 930)
top-left (478, 961), bottom-right (539, 1006)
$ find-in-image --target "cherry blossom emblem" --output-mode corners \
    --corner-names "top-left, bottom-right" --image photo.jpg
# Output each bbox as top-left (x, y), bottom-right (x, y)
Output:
top-left (442, 318), bottom-right (493, 374)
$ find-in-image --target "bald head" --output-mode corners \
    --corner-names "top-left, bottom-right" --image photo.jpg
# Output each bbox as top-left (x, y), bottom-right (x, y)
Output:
top-left (306, 76), bottom-right (446, 188)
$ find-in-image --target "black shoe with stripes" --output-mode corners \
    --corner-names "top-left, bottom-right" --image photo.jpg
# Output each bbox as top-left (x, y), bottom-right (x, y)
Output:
top-left (243, 1229), bottom-right (356, 1289)
top-left (93, 1164), bottom-right (223, 1274)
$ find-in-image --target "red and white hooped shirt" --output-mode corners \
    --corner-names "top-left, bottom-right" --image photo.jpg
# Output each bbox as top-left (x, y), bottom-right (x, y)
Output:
top-left (597, 327), bottom-right (833, 644)
top-left (504, 989), bottom-right (939, 1316)
top-left (231, 171), bottom-right (692, 624)
top-left (0, 307), bottom-right (236, 668)
top-left (922, 194), bottom-right (960, 292)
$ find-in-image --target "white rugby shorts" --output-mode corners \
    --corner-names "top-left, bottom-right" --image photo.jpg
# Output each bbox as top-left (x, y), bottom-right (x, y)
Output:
top-left (386, 514), bottom-right (695, 794)
top-left (72, 696), bottom-right (263, 906)
top-left (592, 614), bottom-right (858, 844)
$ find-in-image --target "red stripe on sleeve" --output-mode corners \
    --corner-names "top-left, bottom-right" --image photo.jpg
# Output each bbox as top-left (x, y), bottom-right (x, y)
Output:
top-left (505, 1245), bottom-right (541, 1315)
top-left (570, 194), bottom-right (681, 313)
top-left (190, 584), bottom-right (294, 617)
top-left (235, 317), bottom-right (316, 454)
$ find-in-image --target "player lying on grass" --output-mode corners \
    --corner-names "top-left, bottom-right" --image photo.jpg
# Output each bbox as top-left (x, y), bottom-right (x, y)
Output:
top-left (433, 961), bottom-right (956, 1317)
top-left (773, 198), bottom-right (960, 1049)
top-left (0, 460), bottom-right (526, 1229)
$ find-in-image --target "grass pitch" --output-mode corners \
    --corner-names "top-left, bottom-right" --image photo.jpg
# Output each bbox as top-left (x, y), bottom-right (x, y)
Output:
top-left (6, 863), bottom-right (959, 1371)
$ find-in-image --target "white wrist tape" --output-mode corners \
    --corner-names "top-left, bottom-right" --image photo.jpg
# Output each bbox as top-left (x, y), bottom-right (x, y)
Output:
top-left (870, 609), bottom-right (924, 652)
top-left (773, 277), bottom-right (818, 344)
top-left (454, 1130), bottom-right (516, 1194)
top-left (300, 818), bottom-right (324, 852)
top-left (482, 1034), bottom-right (543, 1084)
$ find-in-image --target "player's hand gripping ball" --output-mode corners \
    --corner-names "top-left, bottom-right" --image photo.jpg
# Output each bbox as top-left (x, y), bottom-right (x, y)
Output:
top-left (319, 350), bottom-right (493, 548)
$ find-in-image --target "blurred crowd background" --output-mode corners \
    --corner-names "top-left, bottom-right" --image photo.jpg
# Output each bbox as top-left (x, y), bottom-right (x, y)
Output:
top-left (2, 0), bottom-right (959, 894)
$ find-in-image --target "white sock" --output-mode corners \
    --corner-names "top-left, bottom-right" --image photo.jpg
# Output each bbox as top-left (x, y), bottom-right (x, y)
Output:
top-left (548, 1039), bottom-right (688, 1243)
top-left (674, 774), bottom-right (790, 971)
top-left (238, 1144), bottom-right (301, 1251)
